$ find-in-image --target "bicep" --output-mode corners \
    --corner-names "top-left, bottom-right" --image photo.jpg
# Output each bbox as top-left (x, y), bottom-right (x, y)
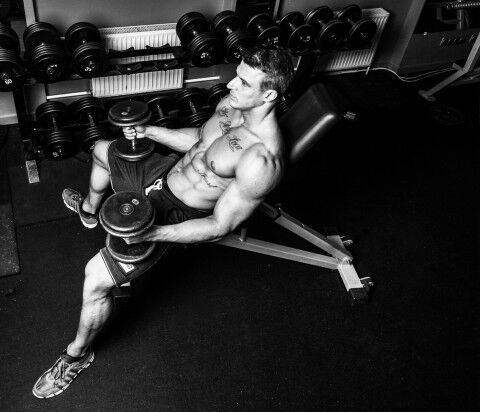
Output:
top-left (211, 181), bottom-right (262, 234)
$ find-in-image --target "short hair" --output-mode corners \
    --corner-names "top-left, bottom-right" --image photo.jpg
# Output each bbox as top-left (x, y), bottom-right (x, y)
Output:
top-left (242, 44), bottom-right (294, 95)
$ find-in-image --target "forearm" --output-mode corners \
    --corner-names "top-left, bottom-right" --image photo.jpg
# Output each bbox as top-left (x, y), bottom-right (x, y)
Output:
top-left (144, 125), bottom-right (199, 153)
top-left (149, 216), bottom-right (227, 244)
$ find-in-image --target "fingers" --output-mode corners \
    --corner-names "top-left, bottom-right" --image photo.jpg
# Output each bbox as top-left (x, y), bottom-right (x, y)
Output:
top-left (124, 226), bottom-right (158, 244)
top-left (122, 126), bottom-right (146, 140)
top-left (124, 236), bottom-right (141, 244)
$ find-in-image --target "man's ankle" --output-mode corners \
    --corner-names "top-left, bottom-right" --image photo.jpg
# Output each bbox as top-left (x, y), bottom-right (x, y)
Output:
top-left (66, 344), bottom-right (85, 359)
top-left (81, 199), bottom-right (96, 216)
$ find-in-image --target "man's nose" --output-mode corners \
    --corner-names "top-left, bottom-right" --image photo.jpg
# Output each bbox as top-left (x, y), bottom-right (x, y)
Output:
top-left (227, 78), bottom-right (237, 90)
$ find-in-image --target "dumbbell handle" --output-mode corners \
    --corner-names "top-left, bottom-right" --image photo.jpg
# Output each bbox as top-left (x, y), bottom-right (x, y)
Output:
top-left (187, 99), bottom-right (198, 114)
top-left (286, 20), bottom-right (299, 31)
top-left (121, 128), bottom-right (138, 152)
top-left (51, 113), bottom-right (60, 131)
top-left (154, 102), bottom-right (165, 118)
top-left (87, 111), bottom-right (95, 127)
top-left (252, 20), bottom-right (268, 33)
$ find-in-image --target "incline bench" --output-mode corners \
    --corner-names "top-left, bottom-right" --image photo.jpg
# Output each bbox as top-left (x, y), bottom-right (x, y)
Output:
top-left (217, 83), bottom-right (373, 304)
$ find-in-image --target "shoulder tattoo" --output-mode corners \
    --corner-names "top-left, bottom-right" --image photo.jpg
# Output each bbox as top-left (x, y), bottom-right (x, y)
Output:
top-left (219, 106), bottom-right (229, 117)
top-left (219, 120), bottom-right (231, 134)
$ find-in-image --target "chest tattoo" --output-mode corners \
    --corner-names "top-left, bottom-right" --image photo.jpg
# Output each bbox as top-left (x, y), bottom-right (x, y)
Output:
top-left (225, 132), bottom-right (242, 151)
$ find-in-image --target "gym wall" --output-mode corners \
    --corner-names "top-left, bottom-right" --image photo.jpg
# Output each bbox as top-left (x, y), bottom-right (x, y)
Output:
top-left (0, 0), bottom-right (420, 125)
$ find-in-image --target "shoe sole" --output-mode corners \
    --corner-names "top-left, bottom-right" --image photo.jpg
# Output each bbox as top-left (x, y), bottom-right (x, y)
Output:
top-left (32, 352), bottom-right (95, 399)
top-left (62, 195), bottom-right (98, 229)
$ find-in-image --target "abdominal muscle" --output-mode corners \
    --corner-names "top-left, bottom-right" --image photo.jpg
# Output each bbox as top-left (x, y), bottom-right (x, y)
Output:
top-left (166, 147), bottom-right (233, 211)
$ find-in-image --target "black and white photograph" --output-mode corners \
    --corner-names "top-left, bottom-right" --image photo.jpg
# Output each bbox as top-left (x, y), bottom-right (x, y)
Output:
top-left (0, 0), bottom-right (477, 411)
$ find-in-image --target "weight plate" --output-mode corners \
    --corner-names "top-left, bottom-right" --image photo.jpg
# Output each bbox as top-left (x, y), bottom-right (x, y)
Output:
top-left (0, 49), bottom-right (25, 91)
top-left (42, 130), bottom-right (75, 159)
top-left (36, 100), bottom-right (68, 128)
top-left (72, 42), bottom-right (107, 77)
top-left (286, 24), bottom-right (314, 53)
top-left (318, 20), bottom-right (347, 51)
top-left (64, 22), bottom-right (101, 51)
top-left (177, 12), bottom-right (210, 46)
top-left (147, 95), bottom-right (174, 117)
top-left (23, 22), bottom-right (62, 51)
top-left (337, 4), bottom-right (363, 23)
top-left (276, 97), bottom-right (292, 118)
top-left (280, 11), bottom-right (305, 34)
top-left (71, 96), bottom-right (105, 123)
top-left (175, 87), bottom-right (207, 111)
top-left (305, 6), bottom-right (334, 27)
top-left (189, 33), bottom-right (223, 67)
top-left (108, 100), bottom-right (151, 126)
top-left (213, 11), bottom-right (243, 38)
top-left (186, 109), bottom-right (212, 127)
top-left (106, 233), bottom-right (156, 263)
top-left (256, 25), bottom-right (280, 46)
top-left (151, 116), bottom-right (176, 128)
top-left (82, 125), bottom-right (110, 153)
top-left (207, 83), bottom-right (229, 107)
top-left (348, 19), bottom-right (377, 49)
top-left (0, 23), bottom-right (21, 54)
top-left (224, 30), bottom-right (254, 63)
top-left (113, 138), bottom-right (155, 162)
top-left (100, 191), bottom-right (154, 235)
top-left (29, 43), bottom-right (67, 82)
top-left (246, 14), bottom-right (271, 33)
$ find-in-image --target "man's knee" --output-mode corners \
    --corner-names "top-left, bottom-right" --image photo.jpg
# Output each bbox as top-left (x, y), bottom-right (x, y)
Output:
top-left (92, 140), bottom-right (111, 168)
top-left (83, 254), bottom-right (115, 299)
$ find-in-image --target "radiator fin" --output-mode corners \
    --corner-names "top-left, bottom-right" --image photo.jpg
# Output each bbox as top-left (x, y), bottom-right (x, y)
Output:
top-left (92, 23), bottom-right (183, 98)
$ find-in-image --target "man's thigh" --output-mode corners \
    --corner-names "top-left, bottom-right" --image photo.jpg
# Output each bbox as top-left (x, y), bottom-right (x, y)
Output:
top-left (92, 140), bottom-right (112, 171)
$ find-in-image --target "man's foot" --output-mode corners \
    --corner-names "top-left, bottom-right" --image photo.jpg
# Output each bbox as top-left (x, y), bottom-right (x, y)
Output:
top-left (62, 188), bottom-right (98, 228)
top-left (32, 349), bottom-right (95, 399)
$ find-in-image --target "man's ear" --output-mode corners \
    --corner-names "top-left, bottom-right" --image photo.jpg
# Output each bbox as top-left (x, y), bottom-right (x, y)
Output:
top-left (263, 89), bottom-right (278, 103)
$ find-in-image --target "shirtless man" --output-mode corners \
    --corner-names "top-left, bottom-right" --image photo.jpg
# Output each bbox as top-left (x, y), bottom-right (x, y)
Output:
top-left (32, 44), bottom-right (294, 399)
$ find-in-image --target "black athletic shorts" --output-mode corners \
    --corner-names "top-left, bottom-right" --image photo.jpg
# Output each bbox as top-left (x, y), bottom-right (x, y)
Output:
top-left (99, 140), bottom-right (211, 287)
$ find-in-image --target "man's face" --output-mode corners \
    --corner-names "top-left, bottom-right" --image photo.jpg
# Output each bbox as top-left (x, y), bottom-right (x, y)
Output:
top-left (226, 61), bottom-right (269, 110)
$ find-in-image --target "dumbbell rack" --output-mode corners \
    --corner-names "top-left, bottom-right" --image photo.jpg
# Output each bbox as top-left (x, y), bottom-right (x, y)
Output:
top-left (10, 7), bottom-right (389, 185)
top-left (11, 42), bottom-right (190, 184)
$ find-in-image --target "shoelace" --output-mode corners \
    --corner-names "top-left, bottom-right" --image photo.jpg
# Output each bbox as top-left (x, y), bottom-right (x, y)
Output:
top-left (51, 357), bottom-right (69, 386)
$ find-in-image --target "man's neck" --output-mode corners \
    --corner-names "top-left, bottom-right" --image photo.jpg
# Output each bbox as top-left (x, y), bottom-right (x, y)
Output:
top-left (240, 102), bottom-right (276, 128)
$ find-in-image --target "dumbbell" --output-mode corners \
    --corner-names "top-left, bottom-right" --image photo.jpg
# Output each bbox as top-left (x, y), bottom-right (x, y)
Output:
top-left (246, 13), bottom-right (280, 47)
top-left (175, 88), bottom-right (211, 127)
top-left (207, 83), bottom-right (229, 108)
top-left (176, 12), bottom-right (223, 68)
top-left (212, 10), bottom-right (254, 63)
top-left (276, 95), bottom-right (293, 118)
top-left (100, 191), bottom-right (156, 263)
top-left (336, 5), bottom-right (377, 49)
top-left (108, 99), bottom-right (155, 162)
top-left (65, 22), bottom-right (107, 78)
top-left (23, 22), bottom-right (67, 82)
top-left (305, 6), bottom-right (348, 52)
top-left (70, 96), bottom-right (110, 153)
top-left (146, 95), bottom-right (176, 128)
top-left (35, 101), bottom-right (75, 159)
top-left (279, 12), bottom-right (314, 54)
top-left (0, 23), bottom-right (25, 91)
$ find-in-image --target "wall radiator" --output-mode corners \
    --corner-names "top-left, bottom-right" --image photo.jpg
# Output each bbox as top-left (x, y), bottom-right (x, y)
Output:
top-left (93, 23), bottom-right (183, 98)
top-left (314, 8), bottom-right (390, 73)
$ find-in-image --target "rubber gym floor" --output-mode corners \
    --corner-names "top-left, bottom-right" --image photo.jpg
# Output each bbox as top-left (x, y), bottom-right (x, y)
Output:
top-left (0, 70), bottom-right (478, 411)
